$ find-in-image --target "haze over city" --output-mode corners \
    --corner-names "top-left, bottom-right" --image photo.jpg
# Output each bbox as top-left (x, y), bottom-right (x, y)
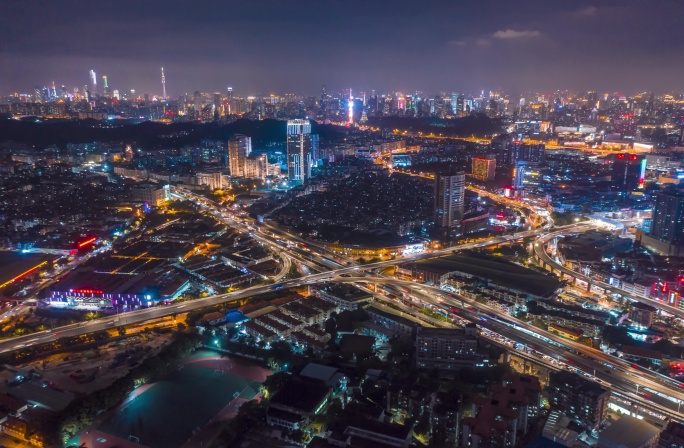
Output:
top-left (3, 1), bottom-right (684, 448)
top-left (2, 0), bottom-right (684, 95)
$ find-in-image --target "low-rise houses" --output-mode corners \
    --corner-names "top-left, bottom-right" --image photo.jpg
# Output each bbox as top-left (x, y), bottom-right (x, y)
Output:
top-left (366, 303), bottom-right (422, 338)
top-left (237, 294), bottom-right (334, 351)
top-left (314, 283), bottom-right (373, 311)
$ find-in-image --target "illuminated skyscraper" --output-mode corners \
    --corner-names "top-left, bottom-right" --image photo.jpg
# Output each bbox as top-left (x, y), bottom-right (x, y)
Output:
top-left (513, 160), bottom-right (527, 190)
top-left (472, 157), bottom-right (496, 181)
top-left (287, 119), bottom-right (315, 184)
top-left (612, 153), bottom-right (645, 190)
top-left (649, 190), bottom-right (684, 244)
top-left (228, 134), bottom-right (252, 177)
top-left (89, 70), bottom-right (97, 94)
top-left (434, 171), bottom-right (465, 235)
top-left (161, 67), bottom-right (166, 100)
top-left (348, 88), bottom-right (354, 126)
top-left (193, 91), bottom-right (201, 116)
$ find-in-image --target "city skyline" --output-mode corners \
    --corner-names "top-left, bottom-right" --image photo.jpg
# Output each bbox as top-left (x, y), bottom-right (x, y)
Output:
top-left (2, 0), bottom-right (684, 96)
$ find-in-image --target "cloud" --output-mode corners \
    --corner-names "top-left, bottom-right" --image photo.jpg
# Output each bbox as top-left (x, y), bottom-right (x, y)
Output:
top-left (575, 6), bottom-right (598, 16)
top-left (475, 38), bottom-right (491, 47)
top-left (492, 29), bottom-right (542, 39)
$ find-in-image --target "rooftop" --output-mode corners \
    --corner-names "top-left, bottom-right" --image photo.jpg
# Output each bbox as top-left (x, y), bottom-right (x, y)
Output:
top-left (269, 375), bottom-right (329, 414)
top-left (597, 415), bottom-right (660, 447)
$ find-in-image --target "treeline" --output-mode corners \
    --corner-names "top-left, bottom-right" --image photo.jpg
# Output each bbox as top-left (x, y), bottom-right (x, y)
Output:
top-left (364, 114), bottom-right (502, 137)
top-left (0, 118), bottom-right (344, 150)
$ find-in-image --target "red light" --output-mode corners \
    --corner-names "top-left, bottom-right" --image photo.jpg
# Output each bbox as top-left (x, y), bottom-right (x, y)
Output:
top-left (73, 289), bottom-right (103, 294)
top-left (616, 154), bottom-right (625, 159)
top-left (631, 364), bottom-right (639, 369)
top-left (78, 237), bottom-right (97, 248)
top-left (0, 261), bottom-right (48, 289)
top-left (629, 155), bottom-right (637, 161)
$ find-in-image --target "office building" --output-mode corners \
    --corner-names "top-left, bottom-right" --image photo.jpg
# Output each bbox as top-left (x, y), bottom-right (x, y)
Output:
top-left (472, 157), bottom-right (496, 181)
top-left (597, 415), bottom-right (660, 448)
top-left (193, 91), bottom-right (201, 113)
top-left (434, 171), bottom-right (465, 235)
top-left (244, 154), bottom-right (267, 180)
top-left (228, 134), bottom-right (252, 177)
top-left (612, 153), bottom-right (646, 190)
top-left (628, 302), bottom-right (656, 328)
top-left (131, 184), bottom-right (168, 207)
top-left (196, 172), bottom-right (223, 190)
top-left (639, 188), bottom-right (684, 255)
top-left (415, 325), bottom-right (477, 370)
top-left (89, 69), bottom-right (97, 95)
top-left (494, 137), bottom-right (545, 166)
top-left (547, 370), bottom-right (609, 431)
top-left (513, 160), bottom-right (527, 190)
top-left (287, 119), bottom-right (316, 184)
top-left (649, 190), bottom-right (684, 244)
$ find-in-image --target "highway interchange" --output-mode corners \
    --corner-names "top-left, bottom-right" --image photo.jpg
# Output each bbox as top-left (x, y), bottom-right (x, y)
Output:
top-left (4, 188), bottom-right (684, 423)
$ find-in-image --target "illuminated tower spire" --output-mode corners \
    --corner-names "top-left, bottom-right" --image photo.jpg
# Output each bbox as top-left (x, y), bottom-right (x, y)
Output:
top-left (161, 67), bottom-right (166, 100)
top-left (348, 88), bottom-right (353, 126)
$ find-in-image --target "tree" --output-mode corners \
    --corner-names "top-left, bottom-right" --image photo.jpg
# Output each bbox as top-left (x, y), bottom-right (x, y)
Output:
top-left (413, 412), bottom-right (431, 443)
top-left (261, 371), bottom-right (289, 398)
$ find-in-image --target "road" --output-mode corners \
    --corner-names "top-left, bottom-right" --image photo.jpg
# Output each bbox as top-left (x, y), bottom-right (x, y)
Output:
top-left (533, 228), bottom-right (684, 320)
top-left (0, 222), bottom-right (568, 354)
top-left (339, 275), bottom-right (684, 420)
top-left (7, 187), bottom-right (683, 420)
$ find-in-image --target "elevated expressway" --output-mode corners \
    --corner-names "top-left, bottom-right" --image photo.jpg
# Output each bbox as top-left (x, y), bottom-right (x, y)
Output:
top-left (5, 188), bottom-right (684, 421)
top-left (337, 275), bottom-right (684, 421)
top-left (0, 223), bottom-right (558, 354)
top-left (533, 227), bottom-right (684, 320)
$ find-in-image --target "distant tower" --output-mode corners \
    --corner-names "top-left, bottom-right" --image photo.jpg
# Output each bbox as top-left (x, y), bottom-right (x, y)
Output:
top-left (227, 87), bottom-right (233, 115)
top-left (348, 88), bottom-right (353, 126)
top-left (161, 67), bottom-right (166, 100)
top-left (89, 70), bottom-right (97, 94)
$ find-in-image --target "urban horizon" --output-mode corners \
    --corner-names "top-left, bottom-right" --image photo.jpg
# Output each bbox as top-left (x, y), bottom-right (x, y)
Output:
top-left (3, 1), bottom-right (684, 447)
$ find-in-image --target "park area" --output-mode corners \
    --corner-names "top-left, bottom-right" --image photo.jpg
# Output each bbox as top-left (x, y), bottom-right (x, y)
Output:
top-left (77, 350), bottom-right (270, 448)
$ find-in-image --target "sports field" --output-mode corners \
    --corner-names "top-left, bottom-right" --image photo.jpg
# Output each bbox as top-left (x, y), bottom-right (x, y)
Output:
top-left (95, 352), bottom-right (268, 448)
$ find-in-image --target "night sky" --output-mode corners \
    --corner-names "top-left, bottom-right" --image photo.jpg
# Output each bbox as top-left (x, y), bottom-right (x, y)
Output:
top-left (1, 0), bottom-right (683, 97)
